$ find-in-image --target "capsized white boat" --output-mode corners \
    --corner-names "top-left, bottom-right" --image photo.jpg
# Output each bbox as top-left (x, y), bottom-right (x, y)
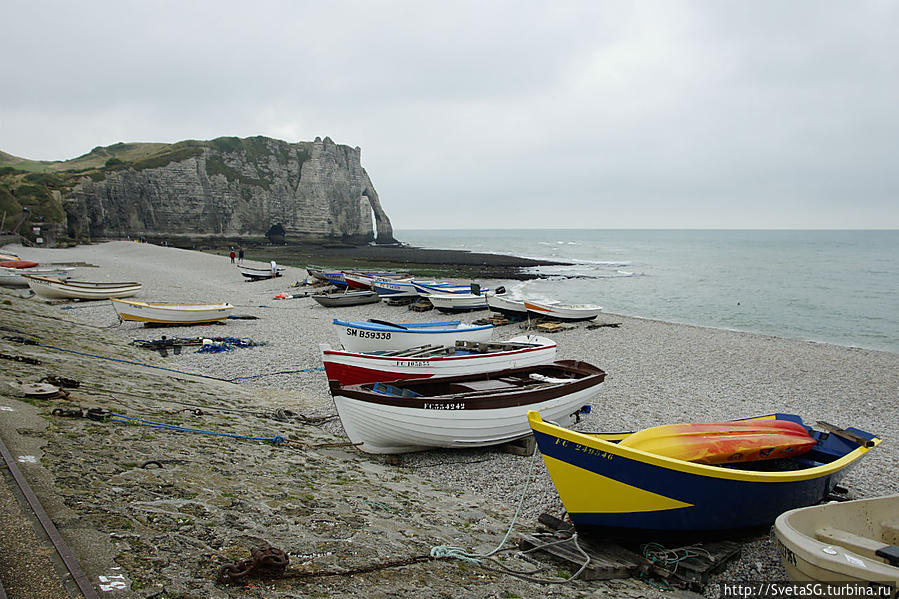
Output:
top-left (427, 291), bottom-right (489, 313)
top-left (24, 275), bottom-right (142, 300)
top-left (321, 334), bottom-right (558, 385)
top-left (371, 278), bottom-right (418, 298)
top-left (333, 318), bottom-right (493, 352)
top-left (111, 299), bottom-right (234, 325)
top-left (411, 281), bottom-right (490, 296)
top-left (239, 265), bottom-right (286, 280)
top-left (524, 299), bottom-right (603, 322)
top-left (329, 360), bottom-right (605, 454)
top-left (775, 494), bottom-right (899, 589)
top-left (485, 287), bottom-right (527, 317)
top-left (311, 288), bottom-right (380, 307)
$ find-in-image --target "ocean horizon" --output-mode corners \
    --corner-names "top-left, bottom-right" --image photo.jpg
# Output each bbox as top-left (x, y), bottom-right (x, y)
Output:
top-left (394, 229), bottom-right (899, 354)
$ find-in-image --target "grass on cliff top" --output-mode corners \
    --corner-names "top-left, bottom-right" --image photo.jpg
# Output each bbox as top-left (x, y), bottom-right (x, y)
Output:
top-left (0, 143), bottom-right (170, 173)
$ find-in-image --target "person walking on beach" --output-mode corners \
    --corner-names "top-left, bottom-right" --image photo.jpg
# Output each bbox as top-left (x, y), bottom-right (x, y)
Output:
top-left (229, 249), bottom-right (236, 264)
top-left (238, 247), bottom-right (244, 264)
top-left (270, 260), bottom-right (278, 278)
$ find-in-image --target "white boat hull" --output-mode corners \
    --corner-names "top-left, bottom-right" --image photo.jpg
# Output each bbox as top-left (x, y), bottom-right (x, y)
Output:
top-left (371, 279), bottom-right (418, 298)
top-left (428, 292), bottom-right (489, 313)
top-left (25, 275), bottom-right (142, 300)
top-left (524, 300), bottom-right (603, 322)
top-left (334, 319), bottom-right (494, 352)
top-left (111, 299), bottom-right (234, 324)
top-left (239, 266), bottom-right (285, 280)
top-left (486, 293), bottom-right (527, 316)
top-left (775, 494), bottom-right (899, 588)
top-left (332, 382), bottom-right (598, 454)
top-left (321, 335), bottom-right (558, 385)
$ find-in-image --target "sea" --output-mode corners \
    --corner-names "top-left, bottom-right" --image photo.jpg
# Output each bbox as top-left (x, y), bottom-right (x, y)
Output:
top-left (394, 229), bottom-right (899, 354)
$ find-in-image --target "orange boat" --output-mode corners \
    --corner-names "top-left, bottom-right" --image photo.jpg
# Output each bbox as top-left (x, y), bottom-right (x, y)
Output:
top-left (619, 419), bottom-right (817, 464)
top-left (0, 260), bottom-right (39, 269)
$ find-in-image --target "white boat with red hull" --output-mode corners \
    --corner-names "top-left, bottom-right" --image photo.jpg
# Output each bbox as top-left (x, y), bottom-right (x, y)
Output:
top-left (321, 335), bottom-right (557, 385)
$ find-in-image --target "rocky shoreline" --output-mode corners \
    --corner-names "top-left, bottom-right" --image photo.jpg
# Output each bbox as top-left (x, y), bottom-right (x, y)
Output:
top-left (126, 237), bottom-right (572, 281)
top-left (1, 241), bottom-right (897, 599)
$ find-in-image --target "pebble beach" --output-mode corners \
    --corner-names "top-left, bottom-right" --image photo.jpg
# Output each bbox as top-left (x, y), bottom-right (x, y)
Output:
top-left (1, 240), bottom-right (897, 599)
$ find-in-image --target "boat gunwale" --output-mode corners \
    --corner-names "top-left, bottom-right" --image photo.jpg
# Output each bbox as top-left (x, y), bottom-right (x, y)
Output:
top-left (322, 340), bottom-right (557, 363)
top-left (333, 319), bottom-right (493, 334)
top-left (528, 411), bottom-right (881, 483)
top-left (23, 274), bottom-right (142, 289)
top-left (330, 361), bottom-right (605, 410)
top-left (110, 298), bottom-right (233, 312)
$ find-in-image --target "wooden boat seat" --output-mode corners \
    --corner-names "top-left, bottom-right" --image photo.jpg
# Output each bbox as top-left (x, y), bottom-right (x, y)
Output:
top-left (814, 525), bottom-right (899, 564)
top-left (450, 379), bottom-right (518, 392)
top-left (881, 518), bottom-right (899, 545)
top-left (371, 382), bottom-right (421, 398)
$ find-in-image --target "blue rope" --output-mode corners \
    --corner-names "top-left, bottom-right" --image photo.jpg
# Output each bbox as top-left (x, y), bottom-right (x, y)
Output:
top-left (108, 413), bottom-right (285, 445)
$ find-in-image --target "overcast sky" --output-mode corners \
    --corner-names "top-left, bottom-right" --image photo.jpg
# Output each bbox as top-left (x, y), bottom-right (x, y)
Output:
top-left (2, 1), bottom-right (897, 229)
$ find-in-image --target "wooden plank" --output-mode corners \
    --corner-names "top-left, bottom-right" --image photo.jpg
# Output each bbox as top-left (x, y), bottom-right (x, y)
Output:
top-left (519, 533), bottom-right (641, 581)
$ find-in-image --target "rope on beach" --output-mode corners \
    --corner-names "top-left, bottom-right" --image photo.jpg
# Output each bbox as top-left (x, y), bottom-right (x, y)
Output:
top-left (29, 341), bottom-right (233, 381)
top-left (429, 448), bottom-right (592, 584)
top-left (3, 336), bottom-right (324, 383)
top-left (227, 367), bottom-right (325, 381)
top-left (107, 412), bottom-right (286, 445)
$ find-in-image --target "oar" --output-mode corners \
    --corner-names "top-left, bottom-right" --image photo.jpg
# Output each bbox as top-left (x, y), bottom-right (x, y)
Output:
top-left (816, 421), bottom-right (876, 448)
top-left (367, 319), bottom-right (408, 330)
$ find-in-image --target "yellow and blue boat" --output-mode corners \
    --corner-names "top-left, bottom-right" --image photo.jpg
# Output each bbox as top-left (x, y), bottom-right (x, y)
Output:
top-left (528, 411), bottom-right (881, 535)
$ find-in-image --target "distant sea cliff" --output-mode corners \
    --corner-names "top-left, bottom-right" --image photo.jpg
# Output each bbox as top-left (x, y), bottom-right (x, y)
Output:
top-left (0, 136), bottom-right (395, 247)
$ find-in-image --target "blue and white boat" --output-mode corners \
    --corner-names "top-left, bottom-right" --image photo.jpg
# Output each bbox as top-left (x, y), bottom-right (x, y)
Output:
top-left (371, 278), bottom-right (420, 298)
top-left (411, 281), bottom-right (490, 296)
top-left (333, 318), bottom-right (494, 352)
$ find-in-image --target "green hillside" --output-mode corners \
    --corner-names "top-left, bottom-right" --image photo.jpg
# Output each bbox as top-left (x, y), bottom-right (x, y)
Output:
top-left (0, 142), bottom-right (170, 173)
top-left (0, 136), bottom-right (312, 241)
top-left (0, 139), bottom-right (228, 238)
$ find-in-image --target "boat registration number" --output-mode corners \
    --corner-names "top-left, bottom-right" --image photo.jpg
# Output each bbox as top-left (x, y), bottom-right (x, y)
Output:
top-left (424, 403), bottom-right (465, 410)
top-left (346, 328), bottom-right (391, 340)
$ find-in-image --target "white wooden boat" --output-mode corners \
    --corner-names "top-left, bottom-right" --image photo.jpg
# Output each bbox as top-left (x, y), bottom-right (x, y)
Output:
top-left (0, 267), bottom-right (72, 288)
top-left (333, 318), bottom-right (493, 352)
top-left (775, 494), bottom-right (899, 589)
top-left (239, 265), bottom-right (286, 280)
top-left (524, 299), bottom-right (603, 322)
top-left (24, 275), bottom-right (143, 300)
top-left (411, 281), bottom-right (489, 296)
top-left (311, 288), bottom-right (380, 307)
top-left (321, 334), bottom-right (558, 385)
top-left (343, 271), bottom-right (409, 290)
top-left (428, 291), bottom-right (489, 313)
top-left (111, 299), bottom-right (234, 324)
top-left (329, 360), bottom-right (605, 454)
top-left (485, 288), bottom-right (527, 317)
top-left (371, 278), bottom-right (423, 298)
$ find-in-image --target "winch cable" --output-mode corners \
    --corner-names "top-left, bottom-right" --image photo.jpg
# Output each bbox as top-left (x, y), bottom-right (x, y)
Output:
top-left (3, 335), bottom-right (323, 383)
